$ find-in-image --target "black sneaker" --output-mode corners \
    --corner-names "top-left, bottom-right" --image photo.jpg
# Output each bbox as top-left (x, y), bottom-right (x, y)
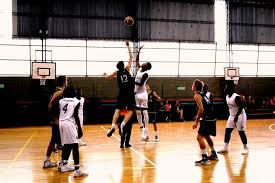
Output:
top-left (208, 154), bottom-right (219, 161)
top-left (125, 144), bottom-right (131, 148)
top-left (195, 155), bottom-right (210, 165)
top-left (120, 145), bottom-right (124, 148)
top-left (107, 128), bottom-right (115, 137)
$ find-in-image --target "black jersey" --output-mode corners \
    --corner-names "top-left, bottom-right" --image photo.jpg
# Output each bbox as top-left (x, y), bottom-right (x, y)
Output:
top-left (148, 91), bottom-right (157, 110)
top-left (50, 87), bottom-right (63, 118)
top-left (200, 92), bottom-right (215, 120)
top-left (117, 68), bottom-right (134, 97)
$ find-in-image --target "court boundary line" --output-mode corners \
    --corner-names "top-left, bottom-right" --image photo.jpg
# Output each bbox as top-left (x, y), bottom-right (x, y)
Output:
top-left (268, 123), bottom-right (275, 133)
top-left (9, 133), bottom-right (35, 168)
top-left (100, 126), bottom-right (157, 167)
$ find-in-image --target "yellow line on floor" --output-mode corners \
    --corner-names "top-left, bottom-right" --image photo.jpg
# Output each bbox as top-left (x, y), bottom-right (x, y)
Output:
top-left (9, 133), bottom-right (35, 168)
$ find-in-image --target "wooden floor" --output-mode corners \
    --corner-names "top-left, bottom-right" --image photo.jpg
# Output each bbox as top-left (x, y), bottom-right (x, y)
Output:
top-left (0, 119), bottom-right (275, 183)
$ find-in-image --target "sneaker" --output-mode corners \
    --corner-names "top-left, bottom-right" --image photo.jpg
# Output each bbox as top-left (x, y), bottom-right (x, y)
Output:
top-left (43, 160), bottom-right (57, 168)
top-left (208, 153), bottom-right (219, 161)
top-left (79, 141), bottom-right (87, 146)
top-left (107, 128), bottom-right (115, 137)
top-left (155, 135), bottom-right (159, 142)
top-left (141, 136), bottom-right (149, 141)
top-left (217, 148), bottom-right (228, 154)
top-left (241, 148), bottom-right (249, 155)
top-left (195, 155), bottom-right (210, 166)
top-left (125, 144), bottom-right (131, 148)
top-left (60, 163), bottom-right (75, 172)
top-left (120, 145), bottom-right (124, 148)
top-left (73, 169), bottom-right (89, 177)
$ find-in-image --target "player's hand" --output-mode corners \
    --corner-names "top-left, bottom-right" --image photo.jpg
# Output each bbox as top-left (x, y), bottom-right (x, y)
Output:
top-left (139, 45), bottom-right (144, 50)
top-left (192, 121), bottom-right (198, 129)
top-left (54, 118), bottom-right (59, 125)
top-left (125, 41), bottom-right (129, 46)
top-left (78, 129), bottom-right (83, 139)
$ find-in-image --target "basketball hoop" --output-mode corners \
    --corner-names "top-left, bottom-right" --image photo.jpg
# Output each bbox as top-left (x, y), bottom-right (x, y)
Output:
top-left (40, 76), bottom-right (46, 86)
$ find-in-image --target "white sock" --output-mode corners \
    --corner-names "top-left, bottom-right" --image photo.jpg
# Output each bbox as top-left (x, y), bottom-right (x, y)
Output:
top-left (224, 143), bottom-right (229, 149)
top-left (201, 149), bottom-right (207, 155)
top-left (111, 124), bottom-right (115, 128)
top-left (121, 122), bottom-right (125, 126)
top-left (154, 131), bottom-right (158, 136)
top-left (243, 144), bottom-right (248, 149)
top-left (45, 156), bottom-right (50, 161)
top-left (210, 146), bottom-right (215, 152)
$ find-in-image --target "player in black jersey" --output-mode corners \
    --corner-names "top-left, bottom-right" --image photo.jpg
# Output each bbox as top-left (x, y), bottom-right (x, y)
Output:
top-left (43, 75), bottom-right (68, 168)
top-left (146, 84), bottom-right (161, 142)
top-left (104, 41), bottom-right (135, 138)
top-left (192, 79), bottom-right (218, 166)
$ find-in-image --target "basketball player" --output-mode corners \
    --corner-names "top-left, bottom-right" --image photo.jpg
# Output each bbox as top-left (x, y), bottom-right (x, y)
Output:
top-left (43, 75), bottom-right (67, 168)
top-left (192, 79), bottom-right (218, 165)
top-left (217, 81), bottom-right (249, 155)
top-left (76, 89), bottom-right (86, 146)
top-left (58, 86), bottom-right (88, 177)
top-left (134, 45), bottom-right (152, 140)
top-left (146, 83), bottom-right (161, 142)
top-left (104, 41), bottom-right (135, 137)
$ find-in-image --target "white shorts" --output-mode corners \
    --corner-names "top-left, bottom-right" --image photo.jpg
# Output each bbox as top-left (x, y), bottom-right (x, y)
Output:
top-left (59, 120), bottom-right (79, 145)
top-left (135, 93), bottom-right (148, 109)
top-left (226, 113), bottom-right (247, 131)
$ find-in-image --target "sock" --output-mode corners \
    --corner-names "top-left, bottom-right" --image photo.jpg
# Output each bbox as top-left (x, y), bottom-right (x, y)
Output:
top-left (210, 146), bottom-right (215, 152)
top-left (243, 144), bottom-right (248, 149)
top-left (45, 156), bottom-right (50, 161)
top-left (75, 164), bottom-right (80, 170)
top-left (224, 143), bottom-right (229, 149)
top-left (111, 124), bottom-right (115, 128)
top-left (121, 122), bottom-right (125, 126)
top-left (201, 149), bottom-right (207, 155)
top-left (154, 131), bottom-right (158, 136)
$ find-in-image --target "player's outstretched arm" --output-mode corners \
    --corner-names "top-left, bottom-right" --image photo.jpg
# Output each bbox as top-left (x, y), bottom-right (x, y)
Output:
top-left (103, 71), bottom-right (117, 80)
top-left (125, 41), bottom-right (133, 71)
top-left (136, 45), bottom-right (144, 68)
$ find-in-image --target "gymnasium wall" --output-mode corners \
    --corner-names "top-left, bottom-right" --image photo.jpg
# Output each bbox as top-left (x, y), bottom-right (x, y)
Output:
top-left (1, 76), bottom-right (275, 126)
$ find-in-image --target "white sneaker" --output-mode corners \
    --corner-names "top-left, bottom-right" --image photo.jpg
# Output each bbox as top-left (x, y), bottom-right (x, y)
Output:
top-left (155, 136), bottom-right (159, 142)
top-left (60, 164), bottom-right (75, 172)
top-left (73, 169), bottom-right (89, 177)
top-left (43, 160), bottom-right (57, 168)
top-left (217, 148), bottom-right (228, 154)
top-left (241, 148), bottom-right (249, 155)
top-left (79, 141), bottom-right (87, 146)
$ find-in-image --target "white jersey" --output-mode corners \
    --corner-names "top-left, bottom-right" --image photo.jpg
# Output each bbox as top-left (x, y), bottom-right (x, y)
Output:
top-left (59, 98), bottom-right (80, 123)
top-left (226, 93), bottom-right (246, 131)
top-left (226, 93), bottom-right (245, 117)
top-left (135, 68), bottom-right (149, 108)
top-left (77, 97), bottom-right (85, 127)
top-left (59, 97), bottom-right (80, 145)
top-left (134, 68), bottom-right (149, 95)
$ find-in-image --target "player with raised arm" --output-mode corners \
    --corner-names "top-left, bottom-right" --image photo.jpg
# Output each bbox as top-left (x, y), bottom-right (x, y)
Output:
top-left (134, 45), bottom-right (152, 141)
top-left (104, 41), bottom-right (135, 137)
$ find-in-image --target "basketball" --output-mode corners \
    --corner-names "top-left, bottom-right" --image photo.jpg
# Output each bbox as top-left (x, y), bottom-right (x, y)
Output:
top-left (124, 16), bottom-right (134, 27)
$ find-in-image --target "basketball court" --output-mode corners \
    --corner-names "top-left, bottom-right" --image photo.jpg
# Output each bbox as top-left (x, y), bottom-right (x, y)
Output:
top-left (0, 119), bottom-right (274, 183)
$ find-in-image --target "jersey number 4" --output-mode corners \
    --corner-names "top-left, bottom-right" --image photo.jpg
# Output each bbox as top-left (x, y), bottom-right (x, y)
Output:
top-left (63, 103), bottom-right (68, 113)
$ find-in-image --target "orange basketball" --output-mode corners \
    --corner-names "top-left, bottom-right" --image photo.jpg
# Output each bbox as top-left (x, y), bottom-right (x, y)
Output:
top-left (124, 16), bottom-right (134, 27)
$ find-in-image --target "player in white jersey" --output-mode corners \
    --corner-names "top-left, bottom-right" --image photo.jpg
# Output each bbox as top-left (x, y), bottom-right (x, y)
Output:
top-left (218, 81), bottom-right (249, 155)
top-left (76, 89), bottom-right (86, 146)
top-left (134, 45), bottom-right (152, 140)
top-left (58, 86), bottom-right (88, 177)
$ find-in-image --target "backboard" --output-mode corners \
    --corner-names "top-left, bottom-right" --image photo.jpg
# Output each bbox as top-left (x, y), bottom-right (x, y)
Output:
top-left (224, 67), bottom-right (239, 81)
top-left (32, 62), bottom-right (56, 80)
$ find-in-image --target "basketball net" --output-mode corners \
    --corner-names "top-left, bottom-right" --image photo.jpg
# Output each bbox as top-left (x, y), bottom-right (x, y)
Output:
top-left (40, 76), bottom-right (46, 86)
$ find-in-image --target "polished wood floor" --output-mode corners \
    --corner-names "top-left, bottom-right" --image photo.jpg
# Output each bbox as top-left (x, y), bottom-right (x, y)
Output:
top-left (0, 119), bottom-right (275, 183)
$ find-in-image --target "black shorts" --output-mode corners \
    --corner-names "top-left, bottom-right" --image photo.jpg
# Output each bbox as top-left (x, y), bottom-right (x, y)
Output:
top-left (198, 119), bottom-right (216, 136)
top-left (50, 123), bottom-right (61, 145)
top-left (117, 95), bottom-right (135, 110)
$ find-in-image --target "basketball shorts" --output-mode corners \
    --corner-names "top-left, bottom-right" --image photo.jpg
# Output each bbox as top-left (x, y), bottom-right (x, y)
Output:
top-left (117, 95), bottom-right (135, 110)
top-left (135, 93), bottom-right (148, 109)
top-left (198, 119), bottom-right (217, 136)
top-left (59, 120), bottom-right (80, 145)
top-left (226, 113), bottom-right (247, 131)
